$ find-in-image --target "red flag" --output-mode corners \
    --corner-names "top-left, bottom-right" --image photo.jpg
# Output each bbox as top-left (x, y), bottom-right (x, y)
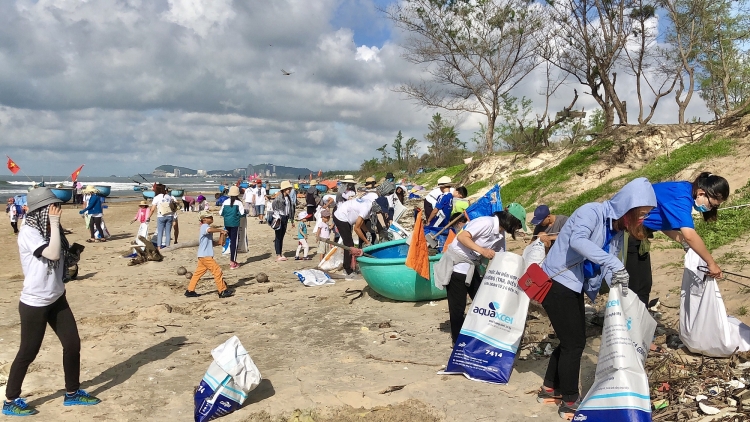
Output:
top-left (317, 169), bottom-right (322, 178)
top-left (71, 164), bottom-right (84, 181)
top-left (6, 156), bottom-right (20, 175)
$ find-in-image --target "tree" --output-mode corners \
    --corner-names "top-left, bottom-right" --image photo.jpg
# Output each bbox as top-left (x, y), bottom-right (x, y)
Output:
top-left (623, 1), bottom-right (677, 124)
top-left (384, 0), bottom-right (543, 154)
top-left (544, 0), bottom-right (633, 127)
top-left (404, 137), bottom-right (419, 173)
top-left (376, 144), bottom-right (390, 165)
top-left (425, 113), bottom-right (466, 166)
top-left (392, 131), bottom-right (404, 167)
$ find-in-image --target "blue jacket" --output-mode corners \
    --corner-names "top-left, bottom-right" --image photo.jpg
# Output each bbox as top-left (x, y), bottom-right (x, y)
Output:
top-left (541, 178), bottom-right (657, 300)
top-left (80, 194), bottom-right (103, 215)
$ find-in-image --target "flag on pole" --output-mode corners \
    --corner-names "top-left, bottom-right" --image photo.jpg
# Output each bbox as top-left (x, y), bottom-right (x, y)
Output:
top-left (6, 156), bottom-right (20, 175)
top-left (405, 209), bottom-right (431, 280)
top-left (71, 164), bottom-right (84, 181)
top-left (317, 169), bottom-right (322, 178)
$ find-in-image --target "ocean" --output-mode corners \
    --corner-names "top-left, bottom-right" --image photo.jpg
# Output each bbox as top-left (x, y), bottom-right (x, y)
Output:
top-left (0, 175), bottom-right (233, 201)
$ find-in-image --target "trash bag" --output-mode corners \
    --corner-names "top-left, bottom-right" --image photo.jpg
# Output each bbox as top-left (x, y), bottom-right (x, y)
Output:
top-left (575, 284), bottom-right (655, 421)
top-left (679, 249), bottom-right (750, 357)
top-left (441, 251), bottom-right (528, 384)
top-left (294, 269), bottom-right (334, 287)
top-left (521, 239), bottom-right (546, 269)
top-left (194, 336), bottom-right (261, 422)
top-left (317, 246), bottom-right (343, 272)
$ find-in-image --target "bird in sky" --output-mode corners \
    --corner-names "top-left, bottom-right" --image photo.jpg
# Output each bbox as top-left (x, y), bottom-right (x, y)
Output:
top-left (281, 69), bottom-right (293, 75)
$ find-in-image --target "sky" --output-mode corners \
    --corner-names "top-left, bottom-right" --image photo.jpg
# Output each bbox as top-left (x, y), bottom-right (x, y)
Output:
top-left (0, 0), bottom-right (712, 177)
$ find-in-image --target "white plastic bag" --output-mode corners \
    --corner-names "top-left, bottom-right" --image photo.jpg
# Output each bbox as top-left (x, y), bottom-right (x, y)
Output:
top-left (294, 269), bottom-right (335, 287)
top-left (575, 284), bottom-right (655, 421)
top-left (521, 239), bottom-right (546, 269)
top-left (680, 249), bottom-right (750, 357)
top-left (194, 336), bottom-right (261, 422)
top-left (388, 222), bottom-right (411, 240)
top-left (441, 251), bottom-right (528, 384)
top-left (317, 246), bottom-right (343, 272)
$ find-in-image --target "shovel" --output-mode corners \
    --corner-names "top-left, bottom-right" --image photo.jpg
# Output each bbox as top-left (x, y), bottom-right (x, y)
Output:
top-left (318, 238), bottom-right (375, 258)
top-left (426, 214), bottom-right (465, 249)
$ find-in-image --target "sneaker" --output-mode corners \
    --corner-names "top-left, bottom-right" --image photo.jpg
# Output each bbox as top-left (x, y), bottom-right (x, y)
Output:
top-left (2, 398), bottom-right (37, 416)
top-left (63, 389), bottom-right (101, 406)
top-left (218, 288), bottom-right (235, 298)
top-left (558, 399), bottom-right (581, 420)
top-left (184, 290), bottom-right (199, 297)
top-left (536, 387), bottom-right (562, 404)
top-left (294, 256), bottom-right (301, 261)
top-left (229, 263), bottom-right (239, 270)
top-left (344, 274), bottom-right (358, 281)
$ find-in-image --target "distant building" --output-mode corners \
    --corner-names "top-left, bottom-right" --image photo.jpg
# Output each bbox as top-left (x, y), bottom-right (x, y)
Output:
top-left (246, 165), bottom-right (255, 178)
top-left (265, 169), bottom-right (271, 177)
top-left (152, 170), bottom-right (167, 177)
top-left (197, 169), bottom-right (207, 177)
top-left (174, 168), bottom-right (181, 177)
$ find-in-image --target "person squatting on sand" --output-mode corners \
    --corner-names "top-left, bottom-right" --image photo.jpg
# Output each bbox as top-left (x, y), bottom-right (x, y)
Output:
top-left (433, 210), bottom-right (524, 345)
top-left (536, 177), bottom-right (656, 419)
top-left (4, 187), bottom-right (100, 417)
top-left (185, 211), bottom-right (234, 298)
top-left (626, 172), bottom-right (729, 305)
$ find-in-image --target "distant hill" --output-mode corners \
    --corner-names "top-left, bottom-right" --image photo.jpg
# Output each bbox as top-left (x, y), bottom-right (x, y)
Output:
top-left (153, 163), bottom-right (314, 179)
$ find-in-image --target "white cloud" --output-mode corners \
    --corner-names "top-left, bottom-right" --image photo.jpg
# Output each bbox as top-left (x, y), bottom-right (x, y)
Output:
top-left (355, 45), bottom-right (381, 62)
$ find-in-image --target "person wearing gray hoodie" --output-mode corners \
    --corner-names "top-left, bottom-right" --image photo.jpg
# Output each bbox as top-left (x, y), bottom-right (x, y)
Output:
top-left (535, 177), bottom-right (657, 419)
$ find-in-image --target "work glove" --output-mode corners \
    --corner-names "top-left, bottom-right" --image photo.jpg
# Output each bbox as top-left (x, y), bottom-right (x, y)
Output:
top-left (79, 210), bottom-right (85, 215)
top-left (681, 241), bottom-right (690, 252)
top-left (611, 268), bottom-right (630, 296)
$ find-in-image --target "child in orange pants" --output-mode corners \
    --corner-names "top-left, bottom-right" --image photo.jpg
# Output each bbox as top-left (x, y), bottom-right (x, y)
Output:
top-left (185, 212), bottom-right (234, 298)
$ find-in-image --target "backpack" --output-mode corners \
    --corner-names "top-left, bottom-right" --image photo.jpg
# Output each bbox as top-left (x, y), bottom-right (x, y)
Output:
top-left (157, 200), bottom-right (174, 215)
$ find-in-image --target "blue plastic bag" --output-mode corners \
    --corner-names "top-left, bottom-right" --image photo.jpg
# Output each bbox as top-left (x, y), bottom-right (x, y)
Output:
top-left (465, 184), bottom-right (503, 220)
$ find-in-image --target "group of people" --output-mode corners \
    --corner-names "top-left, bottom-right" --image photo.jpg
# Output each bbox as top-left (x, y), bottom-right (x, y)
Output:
top-left (432, 172), bottom-right (729, 419)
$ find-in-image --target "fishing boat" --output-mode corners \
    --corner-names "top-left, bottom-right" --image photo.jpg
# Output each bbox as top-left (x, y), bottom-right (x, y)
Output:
top-left (94, 185), bottom-right (111, 197)
top-left (132, 185), bottom-right (147, 192)
top-left (170, 189), bottom-right (184, 197)
top-left (357, 239), bottom-right (446, 302)
top-left (267, 182), bottom-right (281, 195)
top-left (50, 188), bottom-right (74, 203)
top-left (239, 182), bottom-right (249, 189)
top-left (315, 184), bottom-right (328, 193)
top-left (142, 190), bottom-right (156, 200)
top-left (300, 183), bottom-right (311, 190)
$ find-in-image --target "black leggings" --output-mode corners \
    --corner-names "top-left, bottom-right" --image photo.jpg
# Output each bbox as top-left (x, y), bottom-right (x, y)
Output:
top-left (227, 226), bottom-right (239, 262)
top-left (273, 216), bottom-right (288, 256)
top-left (542, 280), bottom-right (585, 403)
top-left (11, 221), bottom-right (18, 234)
top-left (446, 269), bottom-right (482, 344)
top-left (6, 295), bottom-right (81, 400)
top-left (88, 216), bottom-right (103, 239)
top-left (625, 236), bottom-right (652, 306)
top-left (333, 216), bottom-right (355, 275)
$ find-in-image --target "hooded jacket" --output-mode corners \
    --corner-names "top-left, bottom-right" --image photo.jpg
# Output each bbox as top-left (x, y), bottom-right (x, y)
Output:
top-left (541, 177), bottom-right (657, 301)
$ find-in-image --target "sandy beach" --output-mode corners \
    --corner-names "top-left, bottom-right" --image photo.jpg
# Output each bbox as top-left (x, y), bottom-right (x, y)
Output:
top-left (1, 196), bottom-right (749, 421)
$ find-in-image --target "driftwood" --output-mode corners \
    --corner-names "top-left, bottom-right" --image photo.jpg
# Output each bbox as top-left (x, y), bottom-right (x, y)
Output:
top-left (161, 240), bottom-right (199, 252)
top-left (128, 236), bottom-right (164, 265)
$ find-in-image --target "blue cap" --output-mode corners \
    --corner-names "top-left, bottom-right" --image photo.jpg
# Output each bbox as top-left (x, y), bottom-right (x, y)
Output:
top-left (531, 205), bottom-right (550, 225)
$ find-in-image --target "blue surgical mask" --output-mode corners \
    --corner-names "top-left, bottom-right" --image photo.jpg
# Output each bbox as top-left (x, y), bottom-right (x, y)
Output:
top-left (694, 200), bottom-right (710, 213)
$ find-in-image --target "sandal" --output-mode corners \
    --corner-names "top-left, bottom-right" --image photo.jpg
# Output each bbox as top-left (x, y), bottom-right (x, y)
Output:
top-left (86, 239), bottom-right (95, 243)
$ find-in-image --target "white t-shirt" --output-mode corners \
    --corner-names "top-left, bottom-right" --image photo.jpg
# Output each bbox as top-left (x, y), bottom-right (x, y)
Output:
top-left (449, 216), bottom-right (506, 275)
top-left (322, 194), bottom-right (336, 207)
top-left (151, 194), bottom-right (176, 217)
top-left (341, 190), bottom-right (356, 201)
top-left (243, 188), bottom-right (255, 205)
top-left (220, 198), bottom-right (246, 216)
top-left (425, 187), bottom-right (455, 206)
top-left (9, 205), bottom-right (17, 222)
top-left (18, 225), bottom-right (65, 307)
top-left (254, 187), bottom-right (267, 206)
top-left (361, 192), bottom-right (378, 202)
top-left (314, 218), bottom-right (331, 239)
top-left (334, 198), bottom-right (373, 225)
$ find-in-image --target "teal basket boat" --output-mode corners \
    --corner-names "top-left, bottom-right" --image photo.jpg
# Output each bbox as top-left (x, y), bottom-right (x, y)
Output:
top-left (50, 188), bottom-right (73, 203)
top-left (357, 239), bottom-right (446, 302)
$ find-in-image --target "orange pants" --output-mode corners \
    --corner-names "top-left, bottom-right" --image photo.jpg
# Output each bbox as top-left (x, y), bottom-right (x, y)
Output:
top-left (188, 257), bottom-right (227, 293)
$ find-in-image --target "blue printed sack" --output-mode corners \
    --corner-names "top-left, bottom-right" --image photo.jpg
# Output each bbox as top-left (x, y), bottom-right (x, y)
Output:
top-left (441, 251), bottom-right (528, 384)
top-left (574, 284), bottom-right (656, 422)
top-left (194, 336), bottom-right (261, 422)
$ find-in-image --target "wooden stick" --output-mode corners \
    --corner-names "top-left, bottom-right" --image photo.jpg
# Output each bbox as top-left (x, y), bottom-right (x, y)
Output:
top-left (318, 238), bottom-right (375, 258)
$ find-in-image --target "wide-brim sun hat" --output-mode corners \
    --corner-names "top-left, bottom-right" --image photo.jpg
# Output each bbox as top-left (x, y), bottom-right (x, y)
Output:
top-left (310, 179), bottom-right (318, 185)
top-left (26, 187), bottom-right (62, 213)
top-left (343, 175), bottom-right (355, 182)
top-left (139, 200), bottom-right (149, 207)
top-left (280, 181), bottom-right (292, 190)
top-left (228, 186), bottom-right (240, 197)
top-left (199, 211), bottom-right (213, 219)
top-left (83, 185), bottom-right (99, 194)
top-left (437, 176), bottom-right (453, 186)
top-left (297, 211), bottom-right (309, 221)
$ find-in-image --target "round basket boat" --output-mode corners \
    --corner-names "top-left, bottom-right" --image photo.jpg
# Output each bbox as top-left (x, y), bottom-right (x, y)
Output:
top-left (50, 188), bottom-right (73, 203)
top-left (357, 239), bottom-right (446, 302)
top-left (142, 190), bottom-right (156, 200)
top-left (94, 185), bottom-right (111, 197)
top-left (170, 189), bottom-right (184, 197)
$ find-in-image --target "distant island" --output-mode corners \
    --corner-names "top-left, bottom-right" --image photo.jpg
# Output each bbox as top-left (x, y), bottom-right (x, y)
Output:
top-left (151, 163), bottom-right (314, 180)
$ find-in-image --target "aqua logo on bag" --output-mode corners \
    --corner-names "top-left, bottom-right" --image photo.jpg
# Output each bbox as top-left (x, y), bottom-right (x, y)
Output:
top-left (472, 302), bottom-right (514, 324)
top-left (606, 299), bottom-right (620, 308)
top-left (573, 414), bottom-right (588, 421)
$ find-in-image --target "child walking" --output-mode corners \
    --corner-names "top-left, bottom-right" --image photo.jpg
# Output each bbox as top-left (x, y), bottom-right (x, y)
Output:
top-left (131, 201), bottom-right (149, 246)
top-left (314, 209), bottom-right (332, 261)
top-left (295, 211), bottom-right (312, 260)
top-left (185, 211), bottom-right (234, 298)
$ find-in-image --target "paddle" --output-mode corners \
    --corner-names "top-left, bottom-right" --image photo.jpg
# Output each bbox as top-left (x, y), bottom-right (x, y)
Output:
top-left (318, 238), bottom-right (375, 258)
